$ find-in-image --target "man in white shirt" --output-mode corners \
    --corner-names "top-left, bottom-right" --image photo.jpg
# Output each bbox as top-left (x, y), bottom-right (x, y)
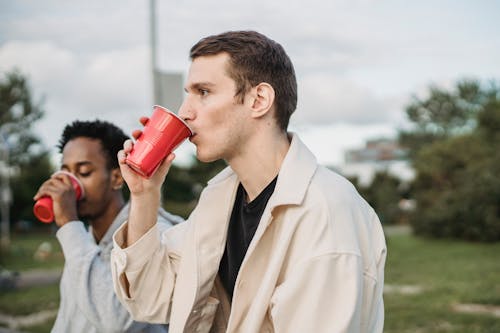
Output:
top-left (34, 120), bottom-right (182, 332)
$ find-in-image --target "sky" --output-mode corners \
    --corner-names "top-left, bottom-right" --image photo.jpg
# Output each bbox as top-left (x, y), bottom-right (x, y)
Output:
top-left (1, 0), bottom-right (499, 167)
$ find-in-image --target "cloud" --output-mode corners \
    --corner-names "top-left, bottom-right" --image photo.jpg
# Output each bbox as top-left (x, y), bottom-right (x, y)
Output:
top-left (1, 0), bottom-right (499, 165)
top-left (0, 40), bottom-right (77, 90)
top-left (77, 47), bottom-right (150, 113)
top-left (0, 40), bottom-right (151, 113)
top-left (293, 122), bottom-right (398, 166)
top-left (0, 1), bottom-right (148, 54)
top-left (292, 73), bottom-right (406, 126)
top-left (0, 40), bottom-right (152, 153)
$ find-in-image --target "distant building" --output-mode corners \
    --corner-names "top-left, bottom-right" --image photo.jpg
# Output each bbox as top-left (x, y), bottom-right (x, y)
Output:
top-left (344, 138), bottom-right (407, 163)
top-left (338, 138), bottom-right (415, 186)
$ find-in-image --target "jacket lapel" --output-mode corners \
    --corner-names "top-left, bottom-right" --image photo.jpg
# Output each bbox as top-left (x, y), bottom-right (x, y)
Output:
top-left (227, 134), bottom-right (319, 330)
top-left (244, 134), bottom-right (318, 256)
top-left (171, 168), bottom-right (239, 331)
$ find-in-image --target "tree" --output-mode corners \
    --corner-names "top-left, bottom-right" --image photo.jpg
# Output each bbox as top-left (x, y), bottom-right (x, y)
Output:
top-left (162, 158), bottom-right (227, 218)
top-left (404, 79), bottom-right (500, 241)
top-left (0, 70), bottom-right (54, 224)
top-left (399, 79), bottom-right (485, 158)
top-left (355, 171), bottom-right (409, 225)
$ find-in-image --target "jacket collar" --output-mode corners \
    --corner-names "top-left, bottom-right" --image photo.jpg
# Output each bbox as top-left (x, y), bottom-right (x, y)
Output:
top-left (270, 133), bottom-right (318, 208)
top-left (207, 133), bottom-right (318, 209)
top-left (180, 134), bottom-right (318, 328)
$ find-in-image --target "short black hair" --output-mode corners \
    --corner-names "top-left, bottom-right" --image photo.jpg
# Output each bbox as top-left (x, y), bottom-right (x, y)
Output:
top-left (57, 120), bottom-right (129, 169)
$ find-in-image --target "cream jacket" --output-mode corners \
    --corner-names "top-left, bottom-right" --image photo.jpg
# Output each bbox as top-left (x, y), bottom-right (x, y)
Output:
top-left (111, 134), bottom-right (387, 333)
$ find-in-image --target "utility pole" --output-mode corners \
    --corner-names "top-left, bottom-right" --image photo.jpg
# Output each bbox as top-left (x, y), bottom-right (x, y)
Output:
top-left (149, 0), bottom-right (184, 112)
top-left (150, 0), bottom-right (158, 105)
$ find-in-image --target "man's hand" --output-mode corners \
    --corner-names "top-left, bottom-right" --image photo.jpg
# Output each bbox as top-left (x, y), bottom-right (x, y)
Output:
top-left (117, 116), bottom-right (176, 197)
top-left (117, 116), bottom-right (176, 246)
top-left (33, 173), bottom-right (79, 226)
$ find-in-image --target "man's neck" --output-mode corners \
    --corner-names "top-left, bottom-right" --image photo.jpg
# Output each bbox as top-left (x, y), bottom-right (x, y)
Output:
top-left (229, 131), bottom-right (290, 202)
top-left (90, 196), bottom-right (125, 243)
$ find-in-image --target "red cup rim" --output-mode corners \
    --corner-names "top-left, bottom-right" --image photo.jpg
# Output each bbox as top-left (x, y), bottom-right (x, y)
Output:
top-left (153, 105), bottom-right (193, 136)
top-left (52, 170), bottom-right (85, 199)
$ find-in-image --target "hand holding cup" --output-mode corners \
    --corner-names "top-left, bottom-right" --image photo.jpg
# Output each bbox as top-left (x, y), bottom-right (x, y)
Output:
top-left (118, 106), bottom-right (191, 197)
top-left (125, 105), bottom-right (192, 178)
top-left (33, 171), bottom-right (85, 224)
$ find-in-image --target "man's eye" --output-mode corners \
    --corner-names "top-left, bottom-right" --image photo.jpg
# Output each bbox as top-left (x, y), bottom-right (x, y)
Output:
top-left (199, 89), bottom-right (209, 96)
top-left (79, 171), bottom-right (91, 177)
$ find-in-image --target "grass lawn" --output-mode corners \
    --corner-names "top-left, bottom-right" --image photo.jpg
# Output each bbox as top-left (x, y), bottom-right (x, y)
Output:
top-left (384, 232), bottom-right (500, 332)
top-left (0, 231), bottom-right (64, 271)
top-left (1, 229), bottom-right (499, 332)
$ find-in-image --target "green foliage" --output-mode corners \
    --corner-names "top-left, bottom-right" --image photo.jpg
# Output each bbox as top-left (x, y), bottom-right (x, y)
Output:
top-left (404, 79), bottom-right (500, 241)
top-left (0, 69), bottom-right (54, 223)
top-left (353, 172), bottom-right (410, 225)
top-left (477, 96), bottom-right (500, 139)
top-left (0, 70), bottom-right (46, 165)
top-left (162, 158), bottom-right (227, 217)
top-left (11, 154), bottom-right (54, 222)
top-left (410, 135), bottom-right (500, 241)
top-left (399, 79), bottom-right (484, 158)
top-left (163, 164), bottom-right (198, 202)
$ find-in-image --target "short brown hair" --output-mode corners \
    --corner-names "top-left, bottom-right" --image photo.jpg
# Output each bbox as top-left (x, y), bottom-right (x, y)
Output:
top-left (190, 31), bottom-right (297, 131)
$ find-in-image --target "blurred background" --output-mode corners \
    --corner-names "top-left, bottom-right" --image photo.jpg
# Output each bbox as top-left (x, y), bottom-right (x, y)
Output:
top-left (1, 0), bottom-right (499, 332)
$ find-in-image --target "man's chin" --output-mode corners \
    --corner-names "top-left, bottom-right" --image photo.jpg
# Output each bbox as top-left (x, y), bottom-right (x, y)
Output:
top-left (197, 155), bottom-right (218, 163)
top-left (76, 211), bottom-right (92, 223)
top-left (196, 150), bottom-right (221, 163)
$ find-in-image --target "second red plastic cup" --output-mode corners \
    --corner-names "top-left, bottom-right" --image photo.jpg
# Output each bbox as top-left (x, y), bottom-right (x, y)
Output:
top-left (125, 105), bottom-right (193, 178)
top-left (33, 171), bottom-right (85, 223)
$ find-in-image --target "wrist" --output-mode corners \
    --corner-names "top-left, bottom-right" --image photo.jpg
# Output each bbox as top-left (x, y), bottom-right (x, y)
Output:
top-left (126, 192), bottom-right (161, 246)
top-left (130, 191), bottom-right (161, 208)
top-left (55, 213), bottom-right (79, 227)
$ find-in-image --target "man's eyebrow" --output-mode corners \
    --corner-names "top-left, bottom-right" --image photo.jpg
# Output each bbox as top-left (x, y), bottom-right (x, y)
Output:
top-left (185, 82), bottom-right (215, 92)
top-left (61, 161), bottom-right (93, 169)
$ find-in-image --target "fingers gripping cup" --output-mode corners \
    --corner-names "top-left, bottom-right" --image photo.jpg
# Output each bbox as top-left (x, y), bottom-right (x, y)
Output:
top-left (33, 171), bottom-right (85, 223)
top-left (125, 105), bottom-right (193, 178)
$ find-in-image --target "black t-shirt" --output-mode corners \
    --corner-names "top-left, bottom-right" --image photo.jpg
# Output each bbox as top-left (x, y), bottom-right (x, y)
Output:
top-left (218, 176), bottom-right (278, 299)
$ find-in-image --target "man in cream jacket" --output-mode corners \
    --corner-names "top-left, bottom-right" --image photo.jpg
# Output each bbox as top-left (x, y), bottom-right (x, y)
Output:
top-left (111, 30), bottom-right (387, 333)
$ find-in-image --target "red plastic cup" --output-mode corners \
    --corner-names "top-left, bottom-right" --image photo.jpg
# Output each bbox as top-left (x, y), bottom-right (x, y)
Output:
top-left (33, 171), bottom-right (85, 223)
top-left (125, 105), bottom-right (193, 178)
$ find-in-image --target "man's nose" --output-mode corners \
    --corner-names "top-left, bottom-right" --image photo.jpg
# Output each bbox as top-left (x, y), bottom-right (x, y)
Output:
top-left (178, 98), bottom-right (192, 122)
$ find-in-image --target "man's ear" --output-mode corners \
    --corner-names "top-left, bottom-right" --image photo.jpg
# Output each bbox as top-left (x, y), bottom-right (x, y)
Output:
top-left (250, 82), bottom-right (275, 119)
top-left (111, 168), bottom-right (124, 191)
